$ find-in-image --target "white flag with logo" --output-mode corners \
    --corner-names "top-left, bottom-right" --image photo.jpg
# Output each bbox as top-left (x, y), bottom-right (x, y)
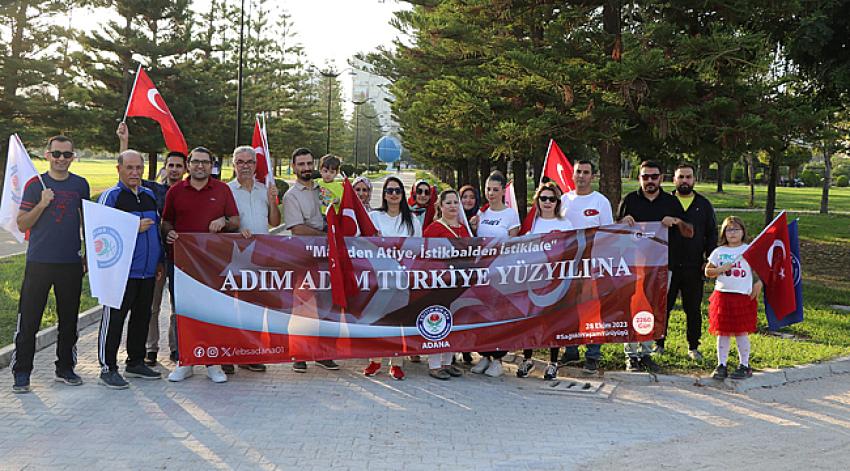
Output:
top-left (0, 134), bottom-right (41, 242)
top-left (82, 200), bottom-right (139, 309)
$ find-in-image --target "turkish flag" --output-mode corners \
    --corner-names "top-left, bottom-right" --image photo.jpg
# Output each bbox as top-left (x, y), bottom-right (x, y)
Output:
top-left (504, 183), bottom-right (536, 235)
top-left (339, 178), bottom-right (378, 237)
top-left (743, 212), bottom-right (796, 319)
top-left (543, 139), bottom-right (575, 192)
top-left (125, 66), bottom-right (188, 155)
top-left (251, 116), bottom-right (274, 185)
top-left (326, 206), bottom-right (353, 308)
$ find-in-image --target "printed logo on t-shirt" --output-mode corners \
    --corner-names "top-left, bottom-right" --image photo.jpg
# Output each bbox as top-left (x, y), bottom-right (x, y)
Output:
top-left (481, 219), bottom-right (500, 226)
top-left (583, 208), bottom-right (599, 217)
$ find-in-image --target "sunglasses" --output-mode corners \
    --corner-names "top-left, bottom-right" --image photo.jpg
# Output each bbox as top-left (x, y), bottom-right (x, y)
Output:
top-left (189, 160), bottom-right (212, 166)
top-left (384, 187), bottom-right (403, 195)
top-left (416, 188), bottom-right (430, 195)
top-left (49, 150), bottom-right (75, 159)
top-left (640, 173), bottom-right (661, 180)
top-left (538, 196), bottom-right (558, 203)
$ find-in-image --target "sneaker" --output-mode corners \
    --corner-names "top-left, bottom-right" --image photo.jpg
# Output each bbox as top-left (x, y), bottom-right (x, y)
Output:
top-left (712, 364), bottom-right (728, 380)
top-left (55, 368), bottom-right (83, 386)
top-left (559, 348), bottom-right (581, 366)
top-left (125, 364), bottom-right (162, 380)
top-left (221, 364), bottom-right (236, 374)
top-left (516, 359), bottom-right (535, 378)
top-left (409, 355), bottom-right (422, 363)
top-left (316, 360), bottom-right (340, 370)
top-left (12, 372), bottom-right (30, 394)
top-left (653, 342), bottom-right (665, 355)
top-left (389, 365), bottom-right (405, 381)
top-left (688, 349), bottom-right (704, 361)
top-left (543, 363), bottom-right (558, 380)
top-left (363, 361), bottom-right (382, 377)
top-left (730, 364), bottom-right (753, 380)
top-left (144, 351), bottom-right (157, 366)
top-left (625, 356), bottom-right (642, 372)
top-left (462, 352), bottom-right (474, 366)
top-left (99, 369), bottom-right (129, 389)
top-left (484, 359), bottom-right (504, 377)
top-left (169, 351), bottom-right (178, 362)
top-left (292, 361), bottom-right (307, 373)
top-left (168, 365), bottom-right (194, 382)
top-left (470, 357), bottom-right (490, 374)
top-left (641, 355), bottom-right (661, 373)
top-left (583, 358), bottom-right (599, 374)
top-left (444, 365), bottom-right (463, 377)
top-left (239, 364), bottom-right (267, 372)
top-left (429, 369), bottom-right (451, 380)
top-left (206, 365), bottom-right (228, 383)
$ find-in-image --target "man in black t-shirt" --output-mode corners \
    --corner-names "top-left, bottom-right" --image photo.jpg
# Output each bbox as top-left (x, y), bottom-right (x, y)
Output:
top-left (11, 135), bottom-right (90, 394)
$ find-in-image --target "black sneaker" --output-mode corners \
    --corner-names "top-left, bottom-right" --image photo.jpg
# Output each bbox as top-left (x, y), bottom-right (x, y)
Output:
top-left (641, 355), bottom-right (661, 373)
top-left (144, 352), bottom-right (157, 366)
top-left (583, 358), bottom-right (599, 374)
top-left (99, 369), bottom-right (129, 389)
top-left (292, 361), bottom-right (307, 373)
top-left (169, 351), bottom-right (178, 362)
top-left (462, 352), bottom-right (474, 366)
top-left (125, 364), bottom-right (162, 379)
top-left (12, 372), bottom-right (30, 394)
top-left (543, 362), bottom-right (558, 380)
top-left (316, 360), bottom-right (340, 370)
top-left (625, 356), bottom-right (642, 372)
top-left (729, 364), bottom-right (753, 380)
top-left (712, 364), bottom-right (728, 380)
top-left (55, 368), bottom-right (83, 386)
top-left (238, 364), bottom-right (267, 372)
top-left (221, 364), bottom-right (236, 375)
top-left (516, 359), bottom-right (535, 378)
top-left (559, 348), bottom-right (581, 366)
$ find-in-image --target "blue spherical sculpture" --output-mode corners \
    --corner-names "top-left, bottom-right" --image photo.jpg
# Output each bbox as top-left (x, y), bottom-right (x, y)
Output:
top-left (375, 135), bottom-right (403, 163)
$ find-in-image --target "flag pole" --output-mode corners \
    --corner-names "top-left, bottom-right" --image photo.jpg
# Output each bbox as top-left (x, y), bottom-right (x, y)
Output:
top-left (539, 138), bottom-right (554, 187)
top-left (122, 64), bottom-right (142, 123)
top-left (14, 134), bottom-right (45, 190)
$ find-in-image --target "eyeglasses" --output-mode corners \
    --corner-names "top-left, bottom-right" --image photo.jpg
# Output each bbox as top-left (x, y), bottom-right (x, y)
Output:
top-left (189, 160), bottom-right (212, 166)
top-left (538, 196), bottom-right (558, 203)
top-left (234, 160), bottom-right (256, 167)
top-left (416, 188), bottom-right (430, 195)
top-left (640, 174), bottom-right (661, 181)
top-left (726, 228), bottom-right (743, 233)
top-left (49, 151), bottom-right (75, 159)
top-left (384, 187), bottom-right (403, 195)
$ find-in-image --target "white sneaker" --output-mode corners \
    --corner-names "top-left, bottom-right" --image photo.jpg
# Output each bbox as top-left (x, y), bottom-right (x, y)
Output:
top-left (168, 365), bottom-right (194, 382)
top-left (484, 359), bottom-right (504, 377)
top-left (206, 365), bottom-right (228, 383)
top-left (470, 357), bottom-right (490, 374)
top-left (688, 349), bottom-right (704, 361)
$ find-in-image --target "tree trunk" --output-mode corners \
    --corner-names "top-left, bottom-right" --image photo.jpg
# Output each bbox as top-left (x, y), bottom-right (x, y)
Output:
top-left (598, 140), bottom-right (622, 215)
top-left (496, 155), bottom-right (508, 178)
top-left (765, 152), bottom-right (780, 226)
top-left (748, 154), bottom-right (756, 208)
top-left (466, 156), bottom-right (480, 191)
top-left (511, 157), bottom-right (528, 220)
top-left (820, 140), bottom-right (832, 214)
top-left (478, 156), bottom-right (489, 196)
top-left (716, 162), bottom-right (725, 193)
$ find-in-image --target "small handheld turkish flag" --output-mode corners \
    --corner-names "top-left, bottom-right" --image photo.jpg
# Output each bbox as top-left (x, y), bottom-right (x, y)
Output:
top-left (743, 211), bottom-right (796, 319)
top-left (251, 114), bottom-right (274, 186)
top-left (124, 65), bottom-right (188, 155)
top-left (543, 139), bottom-right (575, 193)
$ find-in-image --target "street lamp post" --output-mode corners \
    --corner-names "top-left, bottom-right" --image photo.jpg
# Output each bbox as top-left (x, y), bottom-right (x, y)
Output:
top-left (319, 69), bottom-right (341, 156)
top-left (352, 98), bottom-right (367, 170)
top-left (235, 0), bottom-right (246, 147)
top-left (361, 110), bottom-right (378, 171)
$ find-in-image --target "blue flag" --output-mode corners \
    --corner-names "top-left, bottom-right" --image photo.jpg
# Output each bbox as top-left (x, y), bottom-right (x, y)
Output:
top-left (765, 219), bottom-right (803, 330)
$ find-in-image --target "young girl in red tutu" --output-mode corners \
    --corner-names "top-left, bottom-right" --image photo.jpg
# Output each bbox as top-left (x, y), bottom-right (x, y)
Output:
top-left (704, 216), bottom-right (763, 380)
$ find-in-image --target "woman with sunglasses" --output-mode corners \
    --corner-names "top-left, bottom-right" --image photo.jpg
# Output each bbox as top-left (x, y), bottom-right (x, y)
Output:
top-left (362, 177), bottom-right (421, 380)
top-left (352, 176), bottom-right (373, 211)
top-left (516, 182), bottom-right (574, 380)
top-left (422, 189), bottom-right (469, 380)
top-left (409, 180), bottom-right (436, 227)
top-left (469, 171), bottom-right (520, 378)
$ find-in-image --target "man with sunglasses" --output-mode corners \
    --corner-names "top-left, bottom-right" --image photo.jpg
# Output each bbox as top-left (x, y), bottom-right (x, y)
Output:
top-left (618, 161), bottom-right (693, 373)
top-left (162, 146), bottom-right (240, 383)
top-left (12, 136), bottom-right (90, 393)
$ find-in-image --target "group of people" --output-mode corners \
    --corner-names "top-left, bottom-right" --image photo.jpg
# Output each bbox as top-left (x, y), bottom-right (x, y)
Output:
top-left (10, 131), bottom-right (762, 394)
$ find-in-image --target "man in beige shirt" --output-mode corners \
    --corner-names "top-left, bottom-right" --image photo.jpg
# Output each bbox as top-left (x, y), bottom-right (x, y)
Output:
top-left (282, 147), bottom-right (339, 373)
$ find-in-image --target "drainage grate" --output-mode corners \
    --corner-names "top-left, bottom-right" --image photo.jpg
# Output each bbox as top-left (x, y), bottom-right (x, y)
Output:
top-left (537, 377), bottom-right (615, 399)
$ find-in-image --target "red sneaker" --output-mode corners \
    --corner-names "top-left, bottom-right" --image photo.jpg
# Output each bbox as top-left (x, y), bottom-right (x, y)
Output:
top-left (363, 361), bottom-right (381, 376)
top-left (389, 365), bottom-right (405, 381)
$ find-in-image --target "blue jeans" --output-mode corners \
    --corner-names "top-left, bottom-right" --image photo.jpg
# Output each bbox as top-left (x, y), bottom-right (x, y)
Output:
top-left (564, 344), bottom-right (602, 361)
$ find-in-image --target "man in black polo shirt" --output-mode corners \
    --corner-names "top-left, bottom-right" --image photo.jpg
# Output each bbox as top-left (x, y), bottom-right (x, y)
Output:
top-left (618, 160), bottom-right (693, 373)
top-left (655, 163), bottom-right (717, 360)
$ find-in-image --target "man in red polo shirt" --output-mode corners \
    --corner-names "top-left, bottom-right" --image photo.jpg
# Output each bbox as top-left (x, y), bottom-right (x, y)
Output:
top-left (161, 146), bottom-right (240, 384)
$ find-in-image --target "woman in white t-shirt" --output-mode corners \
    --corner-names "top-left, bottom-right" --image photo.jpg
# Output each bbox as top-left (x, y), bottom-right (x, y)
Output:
top-left (705, 216), bottom-right (763, 381)
top-left (362, 176), bottom-right (422, 381)
top-left (515, 182), bottom-right (574, 381)
top-left (469, 171), bottom-right (520, 378)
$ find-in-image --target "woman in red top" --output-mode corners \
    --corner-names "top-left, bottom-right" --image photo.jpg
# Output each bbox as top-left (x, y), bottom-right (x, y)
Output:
top-left (422, 190), bottom-right (468, 380)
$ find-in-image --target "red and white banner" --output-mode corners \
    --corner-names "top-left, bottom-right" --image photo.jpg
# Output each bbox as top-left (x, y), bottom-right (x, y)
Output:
top-left (251, 114), bottom-right (273, 186)
top-left (174, 223), bottom-right (669, 365)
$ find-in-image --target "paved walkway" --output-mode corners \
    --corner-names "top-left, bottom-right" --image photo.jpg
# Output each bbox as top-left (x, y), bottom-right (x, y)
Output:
top-left (0, 231), bottom-right (26, 258)
top-left (2, 298), bottom-right (850, 469)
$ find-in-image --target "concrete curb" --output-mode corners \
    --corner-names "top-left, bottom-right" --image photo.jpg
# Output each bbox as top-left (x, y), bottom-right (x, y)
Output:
top-left (693, 356), bottom-right (850, 393)
top-left (0, 305), bottom-right (102, 370)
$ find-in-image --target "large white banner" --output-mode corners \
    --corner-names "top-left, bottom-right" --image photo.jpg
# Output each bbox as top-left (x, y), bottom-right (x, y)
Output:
top-left (82, 200), bottom-right (139, 309)
top-left (0, 134), bottom-right (41, 242)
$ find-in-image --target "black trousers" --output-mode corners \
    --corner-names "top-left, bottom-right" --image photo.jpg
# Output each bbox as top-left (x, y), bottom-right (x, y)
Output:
top-left (479, 351), bottom-right (507, 360)
top-left (660, 268), bottom-right (705, 350)
top-left (12, 262), bottom-right (83, 374)
top-left (98, 277), bottom-right (156, 370)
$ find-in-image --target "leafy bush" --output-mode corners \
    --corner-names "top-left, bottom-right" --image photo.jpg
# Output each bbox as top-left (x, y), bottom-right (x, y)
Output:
top-left (731, 165), bottom-right (746, 184)
top-left (755, 172), bottom-right (764, 183)
top-left (836, 175), bottom-right (849, 187)
top-left (340, 164), bottom-right (356, 177)
top-left (274, 178), bottom-right (289, 196)
top-left (800, 169), bottom-right (821, 187)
